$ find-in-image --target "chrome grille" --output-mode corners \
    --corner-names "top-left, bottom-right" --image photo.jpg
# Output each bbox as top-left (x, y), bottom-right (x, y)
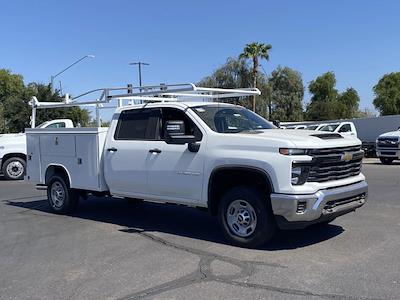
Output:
top-left (377, 137), bottom-right (399, 148)
top-left (307, 146), bottom-right (363, 182)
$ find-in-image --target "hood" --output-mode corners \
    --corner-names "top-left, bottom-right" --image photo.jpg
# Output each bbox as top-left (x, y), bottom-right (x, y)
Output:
top-left (235, 129), bottom-right (361, 149)
top-left (0, 133), bottom-right (26, 146)
top-left (0, 133), bottom-right (25, 139)
top-left (379, 130), bottom-right (400, 138)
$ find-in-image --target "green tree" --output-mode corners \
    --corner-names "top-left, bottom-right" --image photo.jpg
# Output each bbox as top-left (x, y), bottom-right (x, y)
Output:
top-left (373, 72), bottom-right (400, 115)
top-left (239, 42), bottom-right (272, 112)
top-left (0, 104), bottom-right (4, 132)
top-left (0, 69), bottom-right (25, 102)
top-left (306, 72), bottom-right (360, 120)
top-left (198, 57), bottom-right (252, 91)
top-left (0, 69), bottom-right (90, 133)
top-left (198, 57), bottom-right (271, 118)
top-left (306, 72), bottom-right (338, 120)
top-left (337, 88), bottom-right (360, 118)
top-left (268, 66), bottom-right (304, 122)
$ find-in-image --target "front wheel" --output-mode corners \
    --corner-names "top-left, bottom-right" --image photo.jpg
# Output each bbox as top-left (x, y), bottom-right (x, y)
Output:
top-left (47, 175), bottom-right (79, 214)
top-left (2, 157), bottom-right (26, 180)
top-left (380, 157), bottom-right (394, 165)
top-left (218, 186), bottom-right (276, 248)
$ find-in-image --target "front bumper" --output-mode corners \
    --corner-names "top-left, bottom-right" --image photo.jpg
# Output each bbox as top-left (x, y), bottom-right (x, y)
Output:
top-left (376, 148), bottom-right (400, 158)
top-left (270, 181), bottom-right (367, 229)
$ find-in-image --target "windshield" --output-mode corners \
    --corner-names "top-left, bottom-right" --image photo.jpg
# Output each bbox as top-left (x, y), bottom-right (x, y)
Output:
top-left (320, 124), bottom-right (339, 132)
top-left (191, 105), bottom-right (276, 133)
top-left (37, 121), bottom-right (50, 128)
top-left (306, 125), bottom-right (318, 130)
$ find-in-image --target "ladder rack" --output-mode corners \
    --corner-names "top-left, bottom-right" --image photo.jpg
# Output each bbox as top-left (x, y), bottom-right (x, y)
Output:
top-left (29, 83), bottom-right (261, 127)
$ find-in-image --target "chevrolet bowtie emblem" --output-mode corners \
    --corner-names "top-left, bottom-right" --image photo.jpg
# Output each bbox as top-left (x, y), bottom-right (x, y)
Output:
top-left (341, 152), bottom-right (353, 162)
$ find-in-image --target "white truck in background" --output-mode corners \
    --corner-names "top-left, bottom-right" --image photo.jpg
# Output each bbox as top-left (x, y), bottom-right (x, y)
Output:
top-left (25, 84), bottom-right (368, 248)
top-left (0, 119), bottom-right (74, 180)
top-left (376, 129), bottom-right (400, 164)
top-left (283, 115), bottom-right (400, 157)
top-left (318, 122), bottom-right (358, 138)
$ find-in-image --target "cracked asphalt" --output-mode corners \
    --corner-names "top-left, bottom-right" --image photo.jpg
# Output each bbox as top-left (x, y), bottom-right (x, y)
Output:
top-left (0, 159), bottom-right (399, 299)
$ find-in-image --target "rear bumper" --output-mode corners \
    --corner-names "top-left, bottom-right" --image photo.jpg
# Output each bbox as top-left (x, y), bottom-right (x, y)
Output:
top-left (270, 181), bottom-right (367, 229)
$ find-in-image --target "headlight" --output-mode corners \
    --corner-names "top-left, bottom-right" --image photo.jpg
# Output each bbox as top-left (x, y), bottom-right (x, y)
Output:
top-left (291, 164), bottom-right (310, 185)
top-left (279, 148), bottom-right (309, 155)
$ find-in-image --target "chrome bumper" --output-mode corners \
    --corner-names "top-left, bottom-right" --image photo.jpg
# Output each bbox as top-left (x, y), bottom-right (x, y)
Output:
top-left (270, 181), bottom-right (368, 225)
top-left (376, 148), bottom-right (400, 158)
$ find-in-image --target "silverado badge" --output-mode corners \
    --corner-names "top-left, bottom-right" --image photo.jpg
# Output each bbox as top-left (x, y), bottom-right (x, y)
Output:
top-left (341, 152), bottom-right (353, 162)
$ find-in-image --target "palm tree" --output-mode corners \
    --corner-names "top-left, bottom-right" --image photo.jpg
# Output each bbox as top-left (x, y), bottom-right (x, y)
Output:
top-left (239, 42), bottom-right (272, 112)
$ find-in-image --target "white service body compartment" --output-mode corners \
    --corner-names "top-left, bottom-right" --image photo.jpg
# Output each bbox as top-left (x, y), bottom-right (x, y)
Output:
top-left (26, 128), bottom-right (109, 192)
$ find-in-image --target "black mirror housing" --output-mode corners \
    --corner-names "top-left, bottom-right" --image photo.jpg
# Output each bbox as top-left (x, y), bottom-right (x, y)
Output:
top-left (165, 120), bottom-right (196, 144)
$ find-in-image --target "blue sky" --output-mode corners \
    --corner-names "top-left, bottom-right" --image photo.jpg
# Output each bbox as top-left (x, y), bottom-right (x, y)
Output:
top-left (1, 0), bottom-right (399, 119)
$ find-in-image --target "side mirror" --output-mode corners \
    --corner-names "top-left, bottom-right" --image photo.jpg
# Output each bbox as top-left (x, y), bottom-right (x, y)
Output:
top-left (164, 120), bottom-right (196, 145)
top-left (272, 120), bottom-right (280, 128)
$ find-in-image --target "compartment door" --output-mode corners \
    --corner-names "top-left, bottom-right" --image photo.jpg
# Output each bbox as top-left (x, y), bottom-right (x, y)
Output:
top-left (26, 134), bottom-right (41, 182)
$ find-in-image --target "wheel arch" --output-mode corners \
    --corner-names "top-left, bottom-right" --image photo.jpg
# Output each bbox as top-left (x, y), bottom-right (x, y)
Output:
top-left (45, 164), bottom-right (72, 187)
top-left (207, 166), bottom-right (274, 215)
top-left (1, 153), bottom-right (26, 168)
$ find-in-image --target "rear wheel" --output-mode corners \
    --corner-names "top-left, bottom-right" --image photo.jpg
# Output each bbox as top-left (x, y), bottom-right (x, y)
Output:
top-left (380, 157), bottom-right (394, 165)
top-left (2, 157), bottom-right (26, 180)
top-left (218, 186), bottom-right (276, 248)
top-left (47, 175), bottom-right (79, 214)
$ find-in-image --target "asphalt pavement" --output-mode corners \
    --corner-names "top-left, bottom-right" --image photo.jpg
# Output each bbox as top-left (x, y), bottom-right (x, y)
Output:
top-left (0, 159), bottom-right (399, 299)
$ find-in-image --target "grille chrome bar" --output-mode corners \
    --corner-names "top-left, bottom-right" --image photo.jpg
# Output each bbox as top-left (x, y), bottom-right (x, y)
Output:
top-left (307, 146), bottom-right (363, 183)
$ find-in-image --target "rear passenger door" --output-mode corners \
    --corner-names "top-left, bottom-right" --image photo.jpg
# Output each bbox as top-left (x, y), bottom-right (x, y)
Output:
top-left (104, 108), bottom-right (161, 197)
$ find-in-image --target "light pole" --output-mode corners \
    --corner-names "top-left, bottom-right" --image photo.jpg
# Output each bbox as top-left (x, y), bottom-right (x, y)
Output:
top-left (129, 61), bottom-right (150, 88)
top-left (50, 54), bottom-right (95, 91)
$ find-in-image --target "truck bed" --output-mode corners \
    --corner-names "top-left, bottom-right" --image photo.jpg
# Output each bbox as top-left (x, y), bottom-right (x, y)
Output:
top-left (25, 127), bottom-right (109, 192)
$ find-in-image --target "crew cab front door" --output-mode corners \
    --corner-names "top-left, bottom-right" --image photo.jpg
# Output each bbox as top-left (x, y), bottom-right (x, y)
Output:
top-left (146, 107), bottom-right (205, 204)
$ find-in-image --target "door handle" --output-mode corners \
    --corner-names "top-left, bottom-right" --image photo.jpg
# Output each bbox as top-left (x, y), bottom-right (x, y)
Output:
top-left (149, 148), bottom-right (162, 154)
top-left (107, 147), bottom-right (118, 152)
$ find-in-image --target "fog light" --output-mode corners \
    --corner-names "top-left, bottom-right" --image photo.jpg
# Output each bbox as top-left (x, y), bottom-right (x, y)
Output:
top-left (297, 201), bottom-right (307, 213)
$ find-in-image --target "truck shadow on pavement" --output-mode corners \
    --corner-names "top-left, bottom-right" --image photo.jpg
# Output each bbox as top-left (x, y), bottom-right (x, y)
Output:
top-left (6, 196), bottom-right (344, 251)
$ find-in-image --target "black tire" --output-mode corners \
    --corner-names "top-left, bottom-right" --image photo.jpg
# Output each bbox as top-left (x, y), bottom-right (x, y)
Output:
top-left (218, 186), bottom-right (276, 248)
top-left (2, 157), bottom-right (26, 180)
top-left (380, 157), bottom-right (394, 165)
top-left (47, 175), bottom-right (79, 214)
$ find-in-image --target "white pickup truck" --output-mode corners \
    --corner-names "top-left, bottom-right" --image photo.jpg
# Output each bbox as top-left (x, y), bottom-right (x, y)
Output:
top-left (0, 119), bottom-right (74, 180)
top-left (26, 95), bottom-right (368, 247)
top-left (376, 128), bottom-right (400, 164)
top-left (318, 122), bottom-right (358, 138)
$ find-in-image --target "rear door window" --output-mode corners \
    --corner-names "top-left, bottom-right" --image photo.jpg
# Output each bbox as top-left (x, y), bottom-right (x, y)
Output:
top-left (114, 108), bottom-right (161, 140)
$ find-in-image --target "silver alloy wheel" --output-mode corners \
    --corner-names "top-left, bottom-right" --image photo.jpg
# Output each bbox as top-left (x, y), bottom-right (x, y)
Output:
top-left (6, 161), bottom-right (24, 179)
top-left (226, 199), bottom-right (257, 237)
top-left (50, 181), bottom-right (66, 209)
